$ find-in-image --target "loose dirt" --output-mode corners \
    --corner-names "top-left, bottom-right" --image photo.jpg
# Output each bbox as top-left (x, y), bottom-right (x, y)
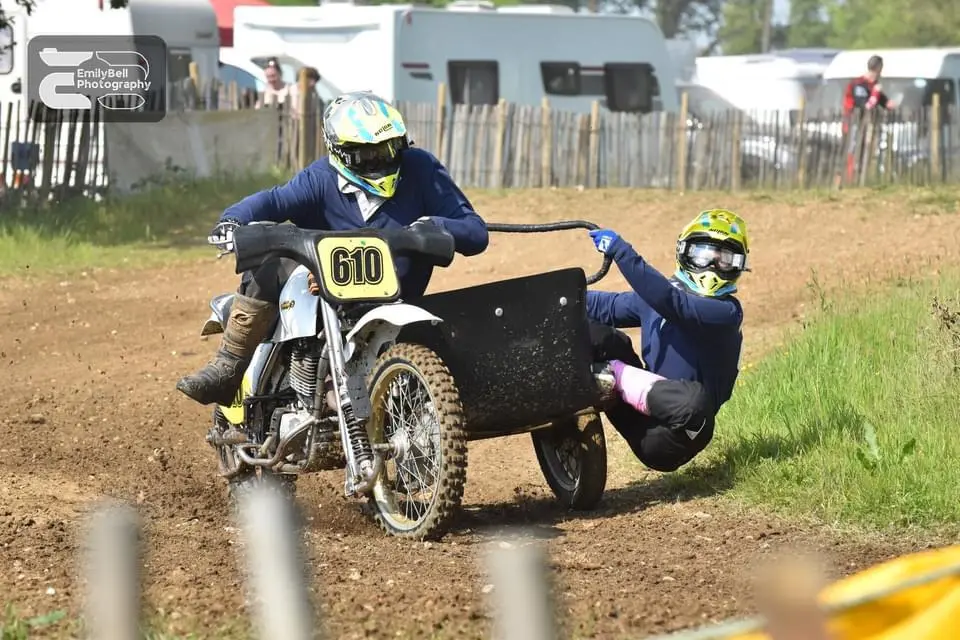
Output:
top-left (1, 189), bottom-right (957, 638)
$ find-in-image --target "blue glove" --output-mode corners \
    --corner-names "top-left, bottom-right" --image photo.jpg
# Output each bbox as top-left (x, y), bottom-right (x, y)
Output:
top-left (589, 229), bottom-right (619, 256)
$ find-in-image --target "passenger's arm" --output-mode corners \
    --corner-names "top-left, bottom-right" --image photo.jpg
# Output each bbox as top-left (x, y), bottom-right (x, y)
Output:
top-left (221, 166), bottom-right (325, 228)
top-left (607, 236), bottom-right (742, 328)
top-left (585, 290), bottom-right (645, 328)
top-left (420, 153), bottom-right (489, 256)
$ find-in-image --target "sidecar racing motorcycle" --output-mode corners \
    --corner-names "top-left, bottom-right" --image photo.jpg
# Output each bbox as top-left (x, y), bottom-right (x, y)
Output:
top-left (192, 219), bottom-right (617, 540)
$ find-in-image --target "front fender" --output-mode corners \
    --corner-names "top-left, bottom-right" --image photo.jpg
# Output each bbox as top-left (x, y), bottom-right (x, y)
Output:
top-left (343, 303), bottom-right (442, 365)
top-left (271, 266), bottom-right (319, 342)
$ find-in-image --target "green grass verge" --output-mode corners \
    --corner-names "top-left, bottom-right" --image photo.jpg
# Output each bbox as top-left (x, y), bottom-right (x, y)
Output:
top-left (662, 272), bottom-right (960, 535)
top-left (0, 604), bottom-right (252, 639)
top-left (0, 170), bottom-right (292, 278)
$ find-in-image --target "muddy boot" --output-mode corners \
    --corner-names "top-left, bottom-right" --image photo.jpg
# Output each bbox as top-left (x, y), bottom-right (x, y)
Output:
top-left (176, 294), bottom-right (278, 406)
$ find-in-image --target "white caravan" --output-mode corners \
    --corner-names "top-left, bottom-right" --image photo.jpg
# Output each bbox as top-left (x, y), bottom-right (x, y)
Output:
top-left (691, 52), bottom-right (835, 125)
top-left (812, 47), bottom-right (960, 114)
top-left (231, 2), bottom-right (680, 114)
top-left (804, 48), bottom-right (960, 169)
top-left (218, 48), bottom-right (344, 104)
top-left (0, 0), bottom-right (220, 107)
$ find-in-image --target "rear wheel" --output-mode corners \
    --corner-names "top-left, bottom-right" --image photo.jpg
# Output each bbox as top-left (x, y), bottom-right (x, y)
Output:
top-left (364, 343), bottom-right (467, 541)
top-left (532, 411), bottom-right (607, 510)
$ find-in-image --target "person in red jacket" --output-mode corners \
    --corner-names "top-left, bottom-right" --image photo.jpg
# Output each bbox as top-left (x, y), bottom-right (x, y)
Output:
top-left (842, 55), bottom-right (896, 182)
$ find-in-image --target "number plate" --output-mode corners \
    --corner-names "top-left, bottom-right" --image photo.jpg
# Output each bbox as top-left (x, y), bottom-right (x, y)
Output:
top-left (316, 236), bottom-right (400, 303)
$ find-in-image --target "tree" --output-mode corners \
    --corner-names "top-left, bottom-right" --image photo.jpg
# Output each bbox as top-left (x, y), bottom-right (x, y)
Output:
top-left (0, 0), bottom-right (129, 30)
top-left (717, 0), bottom-right (788, 54)
top-left (786, 0), bottom-right (831, 48)
top-left (602, 0), bottom-right (725, 49)
top-left (825, 0), bottom-right (960, 49)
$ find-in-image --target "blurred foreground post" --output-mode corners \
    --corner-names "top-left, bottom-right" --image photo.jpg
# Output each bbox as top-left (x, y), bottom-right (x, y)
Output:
top-left (484, 533), bottom-right (557, 640)
top-left (753, 554), bottom-right (832, 640)
top-left (236, 479), bottom-right (317, 640)
top-left (82, 501), bottom-right (142, 640)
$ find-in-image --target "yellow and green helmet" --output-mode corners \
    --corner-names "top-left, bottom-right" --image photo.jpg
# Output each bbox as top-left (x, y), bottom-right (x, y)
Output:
top-left (322, 91), bottom-right (410, 198)
top-left (674, 208), bottom-right (750, 297)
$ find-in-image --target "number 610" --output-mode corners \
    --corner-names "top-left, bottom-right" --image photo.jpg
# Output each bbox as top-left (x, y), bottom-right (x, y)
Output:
top-left (330, 246), bottom-right (384, 286)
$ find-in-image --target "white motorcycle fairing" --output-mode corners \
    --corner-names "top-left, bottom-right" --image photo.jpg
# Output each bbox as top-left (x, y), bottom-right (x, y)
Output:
top-left (342, 303), bottom-right (443, 371)
top-left (198, 265), bottom-right (319, 344)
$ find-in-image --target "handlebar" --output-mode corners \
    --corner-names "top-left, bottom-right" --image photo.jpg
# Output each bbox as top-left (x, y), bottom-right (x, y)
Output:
top-left (230, 222), bottom-right (456, 277)
top-left (486, 220), bottom-right (612, 285)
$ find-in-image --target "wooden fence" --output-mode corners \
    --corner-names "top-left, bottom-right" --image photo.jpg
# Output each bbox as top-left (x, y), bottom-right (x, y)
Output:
top-left (2, 75), bottom-right (959, 207)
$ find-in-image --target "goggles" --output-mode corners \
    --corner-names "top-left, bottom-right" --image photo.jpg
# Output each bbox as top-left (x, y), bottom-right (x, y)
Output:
top-left (679, 240), bottom-right (747, 275)
top-left (338, 137), bottom-right (408, 178)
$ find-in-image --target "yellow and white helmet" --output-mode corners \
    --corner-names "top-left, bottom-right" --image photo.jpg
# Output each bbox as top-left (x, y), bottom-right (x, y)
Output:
top-left (674, 209), bottom-right (750, 297)
top-left (322, 91), bottom-right (410, 198)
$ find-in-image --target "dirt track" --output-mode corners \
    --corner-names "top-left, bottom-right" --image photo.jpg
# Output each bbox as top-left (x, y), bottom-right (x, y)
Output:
top-left (2, 190), bottom-right (958, 638)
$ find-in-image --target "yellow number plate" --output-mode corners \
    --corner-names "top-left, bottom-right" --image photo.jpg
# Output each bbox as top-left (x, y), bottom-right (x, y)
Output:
top-left (316, 236), bottom-right (400, 303)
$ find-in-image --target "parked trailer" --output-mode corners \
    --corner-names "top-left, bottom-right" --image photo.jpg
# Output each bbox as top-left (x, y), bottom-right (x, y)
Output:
top-left (0, 0), bottom-right (220, 194)
top-left (231, 2), bottom-right (680, 115)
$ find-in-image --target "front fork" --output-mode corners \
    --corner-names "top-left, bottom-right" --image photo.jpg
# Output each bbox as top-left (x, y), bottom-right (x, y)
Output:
top-left (319, 300), bottom-right (383, 497)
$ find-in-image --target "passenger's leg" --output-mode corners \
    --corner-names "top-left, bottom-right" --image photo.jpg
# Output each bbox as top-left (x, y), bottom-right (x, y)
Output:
top-left (176, 258), bottom-right (298, 406)
top-left (603, 374), bottom-right (716, 472)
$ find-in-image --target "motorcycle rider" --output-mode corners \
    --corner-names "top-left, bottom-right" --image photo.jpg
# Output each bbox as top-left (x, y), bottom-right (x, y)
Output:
top-left (176, 91), bottom-right (489, 407)
top-left (586, 209), bottom-right (749, 472)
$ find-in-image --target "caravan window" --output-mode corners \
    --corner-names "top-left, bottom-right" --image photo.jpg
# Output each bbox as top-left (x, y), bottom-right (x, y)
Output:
top-left (540, 63), bottom-right (606, 96)
top-left (580, 69), bottom-right (606, 96)
top-left (604, 63), bottom-right (658, 113)
top-left (169, 50), bottom-right (194, 84)
top-left (541, 62), bottom-right (579, 95)
top-left (0, 25), bottom-right (12, 75)
top-left (448, 61), bottom-right (499, 105)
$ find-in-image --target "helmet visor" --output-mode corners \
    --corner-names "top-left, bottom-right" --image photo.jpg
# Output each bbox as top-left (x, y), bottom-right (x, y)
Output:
top-left (340, 138), bottom-right (407, 180)
top-left (682, 241), bottom-right (746, 274)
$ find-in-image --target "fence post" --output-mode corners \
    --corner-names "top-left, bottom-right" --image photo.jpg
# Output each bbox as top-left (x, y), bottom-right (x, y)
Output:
top-left (236, 480), bottom-right (317, 640)
top-left (677, 91), bottom-right (689, 192)
top-left (82, 501), bottom-right (142, 640)
top-left (541, 97), bottom-right (552, 188)
top-left (930, 93), bottom-right (941, 183)
top-left (297, 68), bottom-right (311, 171)
top-left (492, 98), bottom-right (507, 188)
top-left (588, 100), bottom-right (600, 188)
top-left (188, 61), bottom-right (201, 108)
top-left (434, 82), bottom-right (447, 162)
top-left (485, 535), bottom-right (558, 640)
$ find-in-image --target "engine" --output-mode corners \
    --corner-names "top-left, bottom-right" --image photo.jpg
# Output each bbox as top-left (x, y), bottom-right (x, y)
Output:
top-left (288, 339), bottom-right (322, 408)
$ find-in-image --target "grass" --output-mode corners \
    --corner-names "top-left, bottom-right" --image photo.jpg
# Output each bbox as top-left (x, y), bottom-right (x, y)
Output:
top-left (0, 604), bottom-right (252, 640)
top-left (661, 271), bottom-right (960, 535)
top-left (0, 169), bottom-right (292, 278)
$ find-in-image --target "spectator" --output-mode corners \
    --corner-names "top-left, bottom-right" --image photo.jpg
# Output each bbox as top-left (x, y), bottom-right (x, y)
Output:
top-left (842, 55), bottom-right (896, 182)
top-left (257, 57), bottom-right (294, 110)
top-left (288, 66), bottom-right (324, 117)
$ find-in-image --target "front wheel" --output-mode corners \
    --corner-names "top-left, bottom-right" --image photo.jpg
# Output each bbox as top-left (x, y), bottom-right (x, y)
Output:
top-left (364, 342), bottom-right (467, 541)
top-left (532, 411), bottom-right (607, 510)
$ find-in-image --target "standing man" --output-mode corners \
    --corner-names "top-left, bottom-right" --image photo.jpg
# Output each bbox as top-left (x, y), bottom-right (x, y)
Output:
top-left (842, 55), bottom-right (896, 183)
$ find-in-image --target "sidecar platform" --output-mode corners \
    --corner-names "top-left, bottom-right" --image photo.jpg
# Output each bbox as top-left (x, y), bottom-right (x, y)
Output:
top-left (399, 267), bottom-right (602, 440)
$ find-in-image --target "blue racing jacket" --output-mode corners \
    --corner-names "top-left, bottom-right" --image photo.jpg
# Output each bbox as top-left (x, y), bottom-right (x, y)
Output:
top-left (585, 236), bottom-right (743, 411)
top-left (220, 148), bottom-right (489, 299)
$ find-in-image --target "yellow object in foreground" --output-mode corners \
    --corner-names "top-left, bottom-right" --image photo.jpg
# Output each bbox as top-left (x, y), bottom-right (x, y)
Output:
top-left (651, 545), bottom-right (960, 640)
top-left (734, 545), bottom-right (960, 640)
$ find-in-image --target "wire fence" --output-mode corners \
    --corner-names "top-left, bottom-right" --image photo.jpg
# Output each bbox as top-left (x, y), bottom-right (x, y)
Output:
top-left (1, 75), bottom-right (959, 208)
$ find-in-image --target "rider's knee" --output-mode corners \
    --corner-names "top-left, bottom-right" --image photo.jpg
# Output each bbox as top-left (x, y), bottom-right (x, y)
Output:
top-left (239, 257), bottom-right (300, 303)
top-left (636, 423), bottom-right (714, 472)
top-left (646, 379), bottom-right (713, 433)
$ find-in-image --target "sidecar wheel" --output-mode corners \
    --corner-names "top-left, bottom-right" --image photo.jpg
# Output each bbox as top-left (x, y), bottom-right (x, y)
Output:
top-left (364, 342), bottom-right (467, 541)
top-left (532, 411), bottom-right (607, 511)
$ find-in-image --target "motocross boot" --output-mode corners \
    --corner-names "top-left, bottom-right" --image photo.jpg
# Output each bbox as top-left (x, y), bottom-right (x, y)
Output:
top-left (176, 294), bottom-right (278, 406)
